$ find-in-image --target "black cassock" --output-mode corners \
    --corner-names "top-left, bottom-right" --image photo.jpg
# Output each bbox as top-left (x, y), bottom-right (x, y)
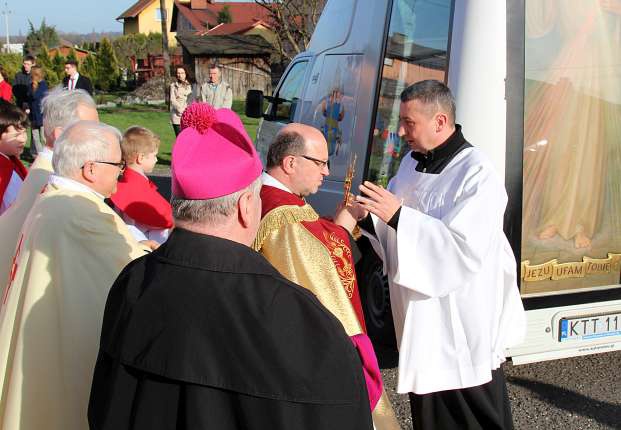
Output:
top-left (88, 228), bottom-right (373, 430)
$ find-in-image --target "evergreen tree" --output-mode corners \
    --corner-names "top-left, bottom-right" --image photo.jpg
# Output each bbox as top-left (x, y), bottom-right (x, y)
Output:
top-left (66, 47), bottom-right (79, 64)
top-left (37, 46), bottom-right (59, 86)
top-left (0, 53), bottom-right (26, 82)
top-left (217, 5), bottom-right (233, 24)
top-left (52, 52), bottom-right (65, 83)
top-left (81, 54), bottom-right (98, 87)
top-left (96, 37), bottom-right (119, 91)
top-left (24, 20), bottom-right (60, 56)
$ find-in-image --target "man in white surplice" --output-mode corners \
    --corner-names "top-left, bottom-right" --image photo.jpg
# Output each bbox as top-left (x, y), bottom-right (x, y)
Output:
top-left (355, 80), bottom-right (526, 430)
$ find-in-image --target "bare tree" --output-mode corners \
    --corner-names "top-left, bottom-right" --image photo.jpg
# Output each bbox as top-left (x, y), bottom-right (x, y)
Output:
top-left (255, 0), bottom-right (326, 61)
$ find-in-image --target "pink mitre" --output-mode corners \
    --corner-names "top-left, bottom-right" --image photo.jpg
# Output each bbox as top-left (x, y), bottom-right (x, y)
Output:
top-left (172, 102), bottom-right (263, 199)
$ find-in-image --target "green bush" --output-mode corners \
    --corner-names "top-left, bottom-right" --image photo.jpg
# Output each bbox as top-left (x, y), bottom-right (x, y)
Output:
top-left (95, 38), bottom-right (119, 91)
top-left (0, 53), bottom-right (24, 82)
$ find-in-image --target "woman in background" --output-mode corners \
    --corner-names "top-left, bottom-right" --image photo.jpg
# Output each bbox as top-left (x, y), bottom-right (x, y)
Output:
top-left (26, 66), bottom-right (48, 157)
top-left (170, 65), bottom-right (193, 136)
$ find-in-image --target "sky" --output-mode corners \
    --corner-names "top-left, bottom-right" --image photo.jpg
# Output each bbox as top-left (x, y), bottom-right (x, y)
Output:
top-left (4, 0), bottom-right (251, 36)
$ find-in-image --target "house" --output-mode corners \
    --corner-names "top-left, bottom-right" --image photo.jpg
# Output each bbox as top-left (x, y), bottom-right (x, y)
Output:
top-left (171, 0), bottom-right (271, 36)
top-left (176, 33), bottom-right (274, 99)
top-left (2, 43), bottom-right (23, 54)
top-left (48, 41), bottom-right (92, 61)
top-left (117, 0), bottom-right (177, 46)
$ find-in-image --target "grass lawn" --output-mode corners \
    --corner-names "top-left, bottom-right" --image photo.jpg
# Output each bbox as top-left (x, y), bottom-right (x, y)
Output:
top-left (99, 100), bottom-right (260, 168)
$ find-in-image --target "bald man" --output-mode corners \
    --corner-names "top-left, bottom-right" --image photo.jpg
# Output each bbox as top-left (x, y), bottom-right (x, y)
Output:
top-left (252, 123), bottom-right (400, 430)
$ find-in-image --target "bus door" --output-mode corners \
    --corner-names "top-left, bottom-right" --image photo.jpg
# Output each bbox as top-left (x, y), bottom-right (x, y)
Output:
top-left (358, 0), bottom-right (455, 342)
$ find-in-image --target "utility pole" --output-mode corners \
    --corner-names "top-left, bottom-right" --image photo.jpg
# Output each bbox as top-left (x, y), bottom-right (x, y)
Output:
top-left (1, 2), bottom-right (11, 53)
top-left (159, 0), bottom-right (171, 104)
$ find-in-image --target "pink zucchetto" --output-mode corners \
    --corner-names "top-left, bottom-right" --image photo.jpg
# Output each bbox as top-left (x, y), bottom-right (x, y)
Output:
top-left (172, 102), bottom-right (263, 199)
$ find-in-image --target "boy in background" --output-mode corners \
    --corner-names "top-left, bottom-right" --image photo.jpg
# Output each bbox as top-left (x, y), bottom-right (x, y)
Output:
top-left (110, 126), bottom-right (172, 243)
top-left (0, 101), bottom-right (29, 215)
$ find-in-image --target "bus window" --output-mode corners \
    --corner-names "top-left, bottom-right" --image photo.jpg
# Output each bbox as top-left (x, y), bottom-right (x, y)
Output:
top-left (309, 54), bottom-right (363, 181)
top-left (367, 0), bottom-right (454, 186)
top-left (520, 0), bottom-right (621, 296)
top-left (267, 61), bottom-right (309, 122)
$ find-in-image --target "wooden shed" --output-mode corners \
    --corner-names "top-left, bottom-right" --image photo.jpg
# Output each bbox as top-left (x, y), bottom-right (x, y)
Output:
top-left (176, 34), bottom-right (274, 100)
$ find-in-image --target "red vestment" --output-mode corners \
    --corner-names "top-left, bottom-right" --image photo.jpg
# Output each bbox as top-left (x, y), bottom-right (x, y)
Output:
top-left (0, 155), bottom-right (27, 206)
top-left (258, 185), bottom-right (366, 332)
top-left (110, 168), bottom-right (173, 229)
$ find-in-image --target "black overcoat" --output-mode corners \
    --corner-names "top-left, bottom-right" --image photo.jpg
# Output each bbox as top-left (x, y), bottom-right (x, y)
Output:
top-left (88, 228), bottom-right (373, 430)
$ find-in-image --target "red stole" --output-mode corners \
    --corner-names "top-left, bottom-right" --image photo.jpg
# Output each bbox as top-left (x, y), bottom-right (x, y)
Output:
top-left (0, 155), bottom-right (27, 203)
top-left (260, 185), bottom-right (367, 332)
top-left (110, 168), bottom-right (173, 229)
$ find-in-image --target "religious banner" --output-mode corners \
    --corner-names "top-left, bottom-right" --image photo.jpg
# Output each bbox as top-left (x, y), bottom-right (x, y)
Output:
top-left (520, 0), bottom-right (621, 295)
top-left (521, 254), bottom-right (621, 285)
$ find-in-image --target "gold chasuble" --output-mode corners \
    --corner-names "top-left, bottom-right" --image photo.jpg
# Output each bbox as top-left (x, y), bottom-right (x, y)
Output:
top-left (254, 185), bottom-right (400, 430)
top-left (0, 153), bottom-right (53, 292)
top-left (0, 182), bottom-right (148, 430)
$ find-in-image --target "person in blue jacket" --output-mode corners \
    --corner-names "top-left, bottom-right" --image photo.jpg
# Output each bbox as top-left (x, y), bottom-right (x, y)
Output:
top-left (25, 65), bottom-right (48, 158)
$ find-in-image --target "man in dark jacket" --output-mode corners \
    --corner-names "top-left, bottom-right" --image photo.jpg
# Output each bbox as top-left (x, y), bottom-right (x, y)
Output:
top-left (63, 59), bottom-right (93, 95)
top-left (13, 55), bottom-right (34, 110)
top-left (88, 103), bottom-right (374, 430)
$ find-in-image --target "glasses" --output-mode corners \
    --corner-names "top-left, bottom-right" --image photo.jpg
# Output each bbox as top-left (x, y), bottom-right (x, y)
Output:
top-left (299, 155), bottom-right (329, 168)
top-left (82, 160), bottom-right (126, 171)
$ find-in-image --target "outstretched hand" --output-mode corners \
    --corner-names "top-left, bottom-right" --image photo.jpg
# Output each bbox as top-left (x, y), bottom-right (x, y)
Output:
top-left (356, 181), bottom-right (402, 224)
top-left (334, 196), bottom-right (368, 233)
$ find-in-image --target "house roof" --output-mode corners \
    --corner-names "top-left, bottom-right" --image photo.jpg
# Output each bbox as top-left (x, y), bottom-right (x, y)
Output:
top-left (171, 0), bottom-right (271, 33)
top-left (117, 0), bottom-right (154, 20)
top-left (205, 20), bottom-right (269, 36)
top-left (176, 34), bottom-right (273, 56)
top-left (172, 0), bottom-right (209, 32)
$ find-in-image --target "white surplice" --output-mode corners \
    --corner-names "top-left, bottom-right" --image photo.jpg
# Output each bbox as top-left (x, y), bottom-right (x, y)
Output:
top-left (364, 147), bottom-right (526, 395)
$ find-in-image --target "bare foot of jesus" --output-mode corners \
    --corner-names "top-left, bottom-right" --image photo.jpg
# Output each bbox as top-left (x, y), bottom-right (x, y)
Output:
top-left (538, 225), bottom-right (558, 240)
top-left (574, 232), bottom-right (591, 249)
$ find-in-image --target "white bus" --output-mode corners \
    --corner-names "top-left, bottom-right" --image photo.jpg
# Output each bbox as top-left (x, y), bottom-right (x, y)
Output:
top-left (245, 0), bottom-right (621, 365)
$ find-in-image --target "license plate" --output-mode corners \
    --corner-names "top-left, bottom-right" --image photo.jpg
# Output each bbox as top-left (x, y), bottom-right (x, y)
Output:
top-left (559, 312), bottom-right (621, 342)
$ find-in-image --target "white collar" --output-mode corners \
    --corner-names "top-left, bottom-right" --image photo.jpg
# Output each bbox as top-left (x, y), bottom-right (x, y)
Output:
top-left (261, 172), bottom-right (293, 194)
top-left (70, 73), bottom-right (80, 81)
top-left (0, 152), bottom-right (9, 160)
top-left (48, 174), bottom-right (105, 200)
top-left (39, 146), bottom-right (53, 161)
top-left (127, 166), bottom-right (147, 178)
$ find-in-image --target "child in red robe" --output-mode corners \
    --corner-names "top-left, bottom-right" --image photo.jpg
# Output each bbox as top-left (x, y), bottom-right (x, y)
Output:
top-left (0, 102), bottom-right (29, 215)
top-left (110, 126), bottom-right (173, 243)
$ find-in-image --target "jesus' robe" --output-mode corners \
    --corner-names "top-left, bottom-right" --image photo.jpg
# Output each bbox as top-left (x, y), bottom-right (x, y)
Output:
top-left (0, 176), bottom-right (148, 430)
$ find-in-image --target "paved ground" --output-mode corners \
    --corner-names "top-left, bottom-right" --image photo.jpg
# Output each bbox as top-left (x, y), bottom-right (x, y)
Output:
top-left (377, 346), bottom-right (621, 429)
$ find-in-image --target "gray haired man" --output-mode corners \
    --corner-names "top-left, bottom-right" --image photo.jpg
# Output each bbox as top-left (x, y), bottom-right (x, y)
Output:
top-left (0, 121), bottom-right (148, 430)
top-left (0, 87), bottom-right (98, 290)
top-left (195, 64), bottom-right (233, 108)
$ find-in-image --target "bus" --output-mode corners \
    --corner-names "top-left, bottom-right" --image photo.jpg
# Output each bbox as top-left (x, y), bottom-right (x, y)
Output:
top-left (244, 0), bottom-right (621, 365)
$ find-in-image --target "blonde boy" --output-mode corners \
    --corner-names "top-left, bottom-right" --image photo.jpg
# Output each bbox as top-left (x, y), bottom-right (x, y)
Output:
top-left (110, 126), bottom-right (173, 243)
